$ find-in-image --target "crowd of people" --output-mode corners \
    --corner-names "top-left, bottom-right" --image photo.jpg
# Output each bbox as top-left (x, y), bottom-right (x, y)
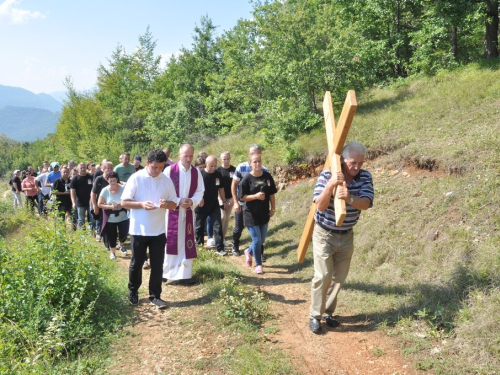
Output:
top-left (8, 140), bottom-right (375, 336)
top-left (8, 144), bottom-right (279, 308)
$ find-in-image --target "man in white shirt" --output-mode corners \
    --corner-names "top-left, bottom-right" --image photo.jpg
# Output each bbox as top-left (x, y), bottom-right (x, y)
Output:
top-left (121, 149), bottom-right (178, 309)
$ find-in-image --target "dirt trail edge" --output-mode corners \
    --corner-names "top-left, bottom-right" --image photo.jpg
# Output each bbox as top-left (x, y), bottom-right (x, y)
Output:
top-left (109, 248), bottom-right (418, 375)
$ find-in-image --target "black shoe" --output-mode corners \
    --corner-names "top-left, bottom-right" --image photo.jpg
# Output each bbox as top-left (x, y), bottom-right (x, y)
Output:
top-left (170, 278), bottom-right (197, 286)
top-left (309, 318), bottom-right (321, 333)
top-left (324, 315), bottom-right (340, 328)
top-left (232, 244), bottom-right (241, 256)
top-left (128, 291), bottom-right (139, 306)
top-left (150, 297), bottom-right (168, 309)
top-left (162, 278), bottom-right (168, 283)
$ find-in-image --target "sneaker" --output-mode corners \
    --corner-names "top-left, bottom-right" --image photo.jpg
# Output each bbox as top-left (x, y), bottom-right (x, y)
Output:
top-left (95, 235), bottom-right (101, 242)
top-left (232, 243), bottom-right (241, 256)
top-left (117, 244), bottom-right (127, 254)
top-left (255, 265), bottom-right (263, 274)
top-left (109, 253), bottom-right (116, 260)
top-left (216, 249), bottom-right (227, 256)
top-left (223, 240), bottom-right (230, 247)
top-left (150, 297), bottom-right (168, 309)
top-left (244, 248), bottom-right (252, 267)
top-left (207, 238), bottom-right (215, 246)
top-left (232, 248), bottom-right (241, 256)
top-left (143, 260), bottom-right (150, 269)
top-left (128, 291), bottom-right (139, 306)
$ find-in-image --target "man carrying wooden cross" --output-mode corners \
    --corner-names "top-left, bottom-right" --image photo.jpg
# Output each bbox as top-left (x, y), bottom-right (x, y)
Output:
top-left (309, 140), bottom-right (374, 333)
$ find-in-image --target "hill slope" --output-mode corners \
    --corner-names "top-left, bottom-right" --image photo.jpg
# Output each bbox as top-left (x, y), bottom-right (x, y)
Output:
top-left (201, 63), bottom-right (500, 374)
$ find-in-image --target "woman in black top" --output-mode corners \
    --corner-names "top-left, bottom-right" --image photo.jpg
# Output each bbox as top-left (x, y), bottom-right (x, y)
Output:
top-left (239, 154), bottom-right (277, 274)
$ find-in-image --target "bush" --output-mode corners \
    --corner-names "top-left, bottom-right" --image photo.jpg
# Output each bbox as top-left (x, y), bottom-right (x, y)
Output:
top-left (0, 213), bottom-right (127, 372)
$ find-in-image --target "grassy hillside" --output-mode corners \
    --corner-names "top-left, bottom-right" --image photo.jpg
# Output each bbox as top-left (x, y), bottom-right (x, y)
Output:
top-left (203, 62), bottom-right (500, 374)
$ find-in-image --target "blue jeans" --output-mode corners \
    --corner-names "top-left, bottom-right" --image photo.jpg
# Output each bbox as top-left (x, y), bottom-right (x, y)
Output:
top-left (247, 223), bottom-right (268, 266)
top-left (76, 206), bottom-right (90, 230)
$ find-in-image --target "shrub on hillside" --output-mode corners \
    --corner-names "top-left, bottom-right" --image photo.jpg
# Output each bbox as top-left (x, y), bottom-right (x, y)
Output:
top-left (0, 214), bottom-right (127, 372)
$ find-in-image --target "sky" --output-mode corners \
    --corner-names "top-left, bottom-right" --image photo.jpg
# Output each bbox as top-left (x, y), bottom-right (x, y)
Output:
top-left (0, 0), bottom-right (254, 95)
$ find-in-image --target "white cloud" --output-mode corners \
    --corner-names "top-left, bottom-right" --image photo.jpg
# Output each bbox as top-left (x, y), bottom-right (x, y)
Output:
top-left (0, 0), bottom-right (45, 24)
top-left (160, 51), bottom-right (183, 67)
top-left (23, 56), bottom-right (39, 73)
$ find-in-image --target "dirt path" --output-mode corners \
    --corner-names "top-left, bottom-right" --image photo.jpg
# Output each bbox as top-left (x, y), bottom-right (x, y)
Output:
top-left (108, 247), bottom-right (418, 375)
top-left (224, 256), bottom-right (417, 375)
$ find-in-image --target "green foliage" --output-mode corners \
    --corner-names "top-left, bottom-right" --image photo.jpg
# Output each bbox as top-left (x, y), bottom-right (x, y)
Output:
top-left (0, 211), bottom-right (127, 372)
top-left (28, 0), bottom-right (495, 163)
top-left (218, 275), bottom-right (269, 325)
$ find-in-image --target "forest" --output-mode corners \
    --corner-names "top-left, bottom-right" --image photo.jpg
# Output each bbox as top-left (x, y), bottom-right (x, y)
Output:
top-left (1, 0), bottom-right (499, 177)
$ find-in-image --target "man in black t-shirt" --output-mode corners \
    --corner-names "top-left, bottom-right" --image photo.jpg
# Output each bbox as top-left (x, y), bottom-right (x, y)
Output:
top-left (133, 155), bottom-right (144, 172)
top-left (70, 162), bottom-right (93, 230)
top-left (11, 170), bottom-right (23, 210)
top-left (195, 155), bottom-right (227, 256)
top-left (52, 166), bottom-right (73, 224)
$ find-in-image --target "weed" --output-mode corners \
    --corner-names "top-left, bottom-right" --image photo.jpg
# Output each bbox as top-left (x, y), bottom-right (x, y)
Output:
top-left (218, 276), bottom-right (269, 325)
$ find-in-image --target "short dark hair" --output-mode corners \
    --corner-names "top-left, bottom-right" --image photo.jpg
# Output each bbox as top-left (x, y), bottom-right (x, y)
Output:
top-left (147, 149), bottom-right (167, 163)
top-left (106, 171), bottom-right (119, 180)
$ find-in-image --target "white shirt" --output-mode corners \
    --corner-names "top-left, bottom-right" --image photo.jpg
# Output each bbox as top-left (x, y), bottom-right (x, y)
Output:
top-left (35, 172), bottom-right (51, 196)
top-left (121, 168), bottom-right (178, 236)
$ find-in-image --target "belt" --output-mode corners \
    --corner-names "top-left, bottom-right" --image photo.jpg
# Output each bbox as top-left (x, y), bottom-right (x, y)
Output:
top-left (316, 222), bottom-right (352, 235)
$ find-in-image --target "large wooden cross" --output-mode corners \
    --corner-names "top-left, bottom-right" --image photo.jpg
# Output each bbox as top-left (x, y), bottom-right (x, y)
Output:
top-left (297, 90), bottom-right (357, 263)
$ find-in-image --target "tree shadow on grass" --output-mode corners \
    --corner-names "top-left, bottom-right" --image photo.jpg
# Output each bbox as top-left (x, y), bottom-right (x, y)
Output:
top-left (267, 220), bottom-right (297, 236)
top-left (335, 263), bottom-right (482, 332)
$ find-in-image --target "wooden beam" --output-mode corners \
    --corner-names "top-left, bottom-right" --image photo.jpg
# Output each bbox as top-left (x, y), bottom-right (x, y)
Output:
top-left (297, 90), bottom-right (358, 262)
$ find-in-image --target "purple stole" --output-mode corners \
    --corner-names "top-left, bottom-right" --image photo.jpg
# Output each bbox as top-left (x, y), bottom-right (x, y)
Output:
top-left (166, 162), bottom-right (198, 259)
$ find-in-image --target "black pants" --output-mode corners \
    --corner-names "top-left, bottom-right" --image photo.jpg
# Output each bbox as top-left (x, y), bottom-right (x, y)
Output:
top-left (195, 205), bottom-right (223, 251)
top-left (26, 195), bottom-right (38, 212)
top-left (128, 234), bottom-right (166, 299)
top-left (232, 209), bottom-right (264, 255)
top-left (104, 220), bottom-right (129, 248)
top-left (232, 210), bottom-right (245, 250)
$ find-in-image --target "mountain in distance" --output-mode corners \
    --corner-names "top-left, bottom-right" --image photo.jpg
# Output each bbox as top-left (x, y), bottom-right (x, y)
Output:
top-left (49, 91), bottom-right (68, 104)
top-left (0, 106), bottom-right (59, 142)
top-left (0, 84), bottom-right (63, 142)
top-left (0, 84), bottom-right (62, 112)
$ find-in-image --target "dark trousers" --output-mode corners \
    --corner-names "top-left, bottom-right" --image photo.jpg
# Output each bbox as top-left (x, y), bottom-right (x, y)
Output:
top-left (26, 195), bottom-right (38, 212)
top-left (195, 206), bottom-right (223, 251)
top-left (232, 209), bottom-right (264, 255)
top-left (128, 234), bottom-right (166, 299)
top-left (103, 220), bottom-right (129, 248)
top-left (232, 210), bottom-right (244, 250)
